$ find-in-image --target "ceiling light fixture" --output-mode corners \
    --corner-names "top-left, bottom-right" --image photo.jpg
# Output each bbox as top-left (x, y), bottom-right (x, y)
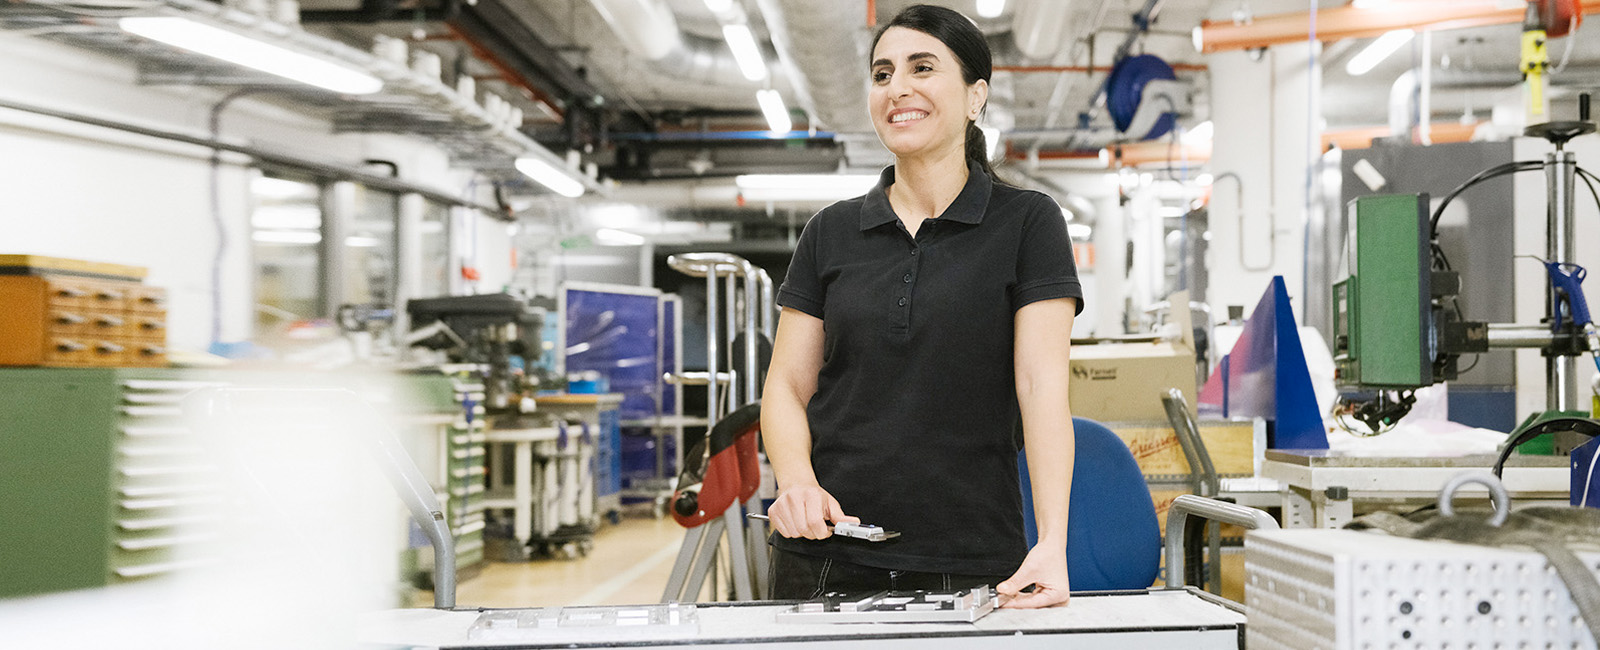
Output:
top-left (1345, 29), bottom-right (1414, 76)
top-left (1067, 223), bottom-right (1093, 239)
top-left (734, 173), bottom-right (879, 201)
top-left (976, 0), bottom-right (1006, 18)
top-left (703, 0), bottom-right (732, 12)
top-left (722, 24), bottom-right (768, 81)
top-left (515, 157), bottom-right (585, 198)
top-left (756, 89), bottom-right (792, 133)
top-left (119, 17), bottom-right (382, 95)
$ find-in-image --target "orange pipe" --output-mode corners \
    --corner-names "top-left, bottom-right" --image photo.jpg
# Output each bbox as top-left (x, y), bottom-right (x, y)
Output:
top-left (1198, 0), bottom-right (1600, 53)
top-left (867, 0), bottom-right (876, 27)
top-left (1323, 121), bottom-right (1484, 149)
top-left (995, 63), bottom-right (1208, 73)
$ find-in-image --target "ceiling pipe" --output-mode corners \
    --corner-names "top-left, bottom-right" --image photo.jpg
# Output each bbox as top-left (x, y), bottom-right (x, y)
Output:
top-left (752, 0), bottom-right (873, 133)
top-left (586, 0), bottom-right (785, 89)
top-left (1323, 121), bottom-right (1483, 149)
top-left (1197, 0), bottom-right (1600, 54)
top-left (1012, 0), bottom-right (1078, 59)
top-left (996, 64), bottom-right (1208, 73)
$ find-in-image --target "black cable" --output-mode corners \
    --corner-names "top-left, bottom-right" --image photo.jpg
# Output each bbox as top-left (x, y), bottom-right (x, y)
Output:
top-left (1430, 161), bottom-right (1546, 236)
top-left (1578, 167), bottom-right (1600, 217)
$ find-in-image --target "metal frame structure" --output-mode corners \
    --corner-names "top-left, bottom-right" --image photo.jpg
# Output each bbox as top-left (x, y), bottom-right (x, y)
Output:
top-left (660, 253), bottom-right (774, 603)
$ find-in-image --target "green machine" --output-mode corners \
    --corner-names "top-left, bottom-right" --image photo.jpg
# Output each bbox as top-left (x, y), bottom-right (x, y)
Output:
top-left (1333, 194), bottom-right (1489, 432)
top-left (1333, 98), bottom-right (1600, 444)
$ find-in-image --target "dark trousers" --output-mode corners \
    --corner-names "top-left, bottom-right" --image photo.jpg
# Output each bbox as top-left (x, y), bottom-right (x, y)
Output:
top-left (768, 547), bottom-right (1010, 600)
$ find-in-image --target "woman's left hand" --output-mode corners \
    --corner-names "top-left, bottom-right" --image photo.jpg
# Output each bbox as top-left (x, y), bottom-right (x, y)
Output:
top-left (996, 544), bottom-right (1071, 608)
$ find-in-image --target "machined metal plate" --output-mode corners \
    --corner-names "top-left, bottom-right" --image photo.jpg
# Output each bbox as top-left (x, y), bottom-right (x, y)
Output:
top-left (774, 586), bottom-right (997, 624)
top-left (468, 604), bottom-right (699, 642)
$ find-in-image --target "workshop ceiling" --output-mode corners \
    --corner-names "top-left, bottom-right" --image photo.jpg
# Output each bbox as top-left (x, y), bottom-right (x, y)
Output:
top-left (291, 0), bottom-right (1600, 182)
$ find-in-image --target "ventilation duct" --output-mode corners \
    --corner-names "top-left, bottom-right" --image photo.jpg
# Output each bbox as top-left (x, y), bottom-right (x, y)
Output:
top-left (588, 0), bottom-right (781, 89)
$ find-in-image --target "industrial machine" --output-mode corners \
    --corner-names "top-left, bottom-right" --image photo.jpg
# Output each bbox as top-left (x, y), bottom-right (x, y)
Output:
top-left (1333, 94), bottom-right (1600, 438)
top-left (406, 293), bottom-right (548, 414)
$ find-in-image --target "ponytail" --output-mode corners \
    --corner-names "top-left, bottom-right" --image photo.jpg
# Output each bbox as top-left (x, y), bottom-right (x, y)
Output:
top-left (965, 120), bottom-right (995, 179)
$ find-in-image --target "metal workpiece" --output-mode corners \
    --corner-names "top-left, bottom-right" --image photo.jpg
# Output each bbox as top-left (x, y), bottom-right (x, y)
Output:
top-left (775, 586), bottom-right (996, 624)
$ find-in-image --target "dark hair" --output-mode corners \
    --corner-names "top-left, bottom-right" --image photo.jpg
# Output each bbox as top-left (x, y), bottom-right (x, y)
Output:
top-left (871, 4), bottom-right (995, 179)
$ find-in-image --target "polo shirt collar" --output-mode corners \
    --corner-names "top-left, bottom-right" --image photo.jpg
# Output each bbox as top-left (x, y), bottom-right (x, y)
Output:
top-left (859, 159), bottom-right (994, 231)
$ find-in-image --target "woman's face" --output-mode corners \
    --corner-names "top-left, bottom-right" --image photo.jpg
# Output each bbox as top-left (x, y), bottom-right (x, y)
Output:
top-left (869, 26), bottom-right (987, 161)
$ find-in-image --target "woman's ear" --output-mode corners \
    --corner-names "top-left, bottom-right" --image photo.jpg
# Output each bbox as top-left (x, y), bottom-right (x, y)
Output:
top-left (969, 79), bottom-right (989, 120)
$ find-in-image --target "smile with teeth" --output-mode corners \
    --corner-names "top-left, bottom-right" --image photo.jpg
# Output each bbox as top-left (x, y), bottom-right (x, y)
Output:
top-left (890, 111), bottom-right (928, 123)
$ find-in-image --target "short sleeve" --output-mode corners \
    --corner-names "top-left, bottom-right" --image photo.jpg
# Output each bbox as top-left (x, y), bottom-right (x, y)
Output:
top-left (1011, 194), bottom-right (1085, 314)
top-left (777, 213), bottom-right (826, 319)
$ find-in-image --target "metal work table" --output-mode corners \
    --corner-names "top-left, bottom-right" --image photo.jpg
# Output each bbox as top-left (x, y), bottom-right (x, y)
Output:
top-left (1260, 449), bottom-right (1570, 528)
top-left (480, 426), bottom-right (565, 551)
top-left (360, 589), bottom-right (1247, 649)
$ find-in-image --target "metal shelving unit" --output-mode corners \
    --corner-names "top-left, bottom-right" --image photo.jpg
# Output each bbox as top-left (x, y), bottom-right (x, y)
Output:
top-left (0, 0), bottom-right (600, 192)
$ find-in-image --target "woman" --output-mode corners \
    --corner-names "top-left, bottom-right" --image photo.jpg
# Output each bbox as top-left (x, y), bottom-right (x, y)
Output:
top-left (760, 4), bottom-right (1081, 609)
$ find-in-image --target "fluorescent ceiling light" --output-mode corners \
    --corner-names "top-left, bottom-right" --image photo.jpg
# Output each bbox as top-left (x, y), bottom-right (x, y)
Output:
top-left (1067, 223), bottom-right (1092, 239)
top-left (344, 235), bottom-right (382, 247)
top-left (119, 17), bottom-right (382, 95)
top-left (1182, 120), bottom-right (1213, 145)
top-left (515, 157), bottom-right (585, 198)
top-left (976, 0), bottom-right (1005, 18)
top-left (703, 0), bottom-right (732, 12)
top-left (723, 24), bottom-right (768, 81)
top-left (252, 230), bottom-right (323, 244)
top-left (980, 124), bottom-right (1000, 160)
top-left (756, 89), bottom-right (792, 133)
top-left (1194, 173), bottom-right (1214, 186)
top-left (735, 173), bottom-right (879, 202)
top-left (251, 205), bottom-right (322, 230)
top-left (595, 228), bottom-right (647, 246)
top-left (1060, 207), bottom-right (1074, 221)
top-left (1345, 29), bottom-right (1413, 76)
top-left (251, 176), bottom-right (317, 200)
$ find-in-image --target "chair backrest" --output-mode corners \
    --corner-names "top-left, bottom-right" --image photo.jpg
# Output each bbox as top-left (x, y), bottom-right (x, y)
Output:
top-left (1018, 416), bottom-right (1160, 591)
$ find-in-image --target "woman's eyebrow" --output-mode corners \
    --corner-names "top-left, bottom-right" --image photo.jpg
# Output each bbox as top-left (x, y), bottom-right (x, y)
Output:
top-left (870, 52), bottom-right (940, 68)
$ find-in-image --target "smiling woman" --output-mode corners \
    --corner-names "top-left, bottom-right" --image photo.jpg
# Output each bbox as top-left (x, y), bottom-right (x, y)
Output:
top-left (759, 3), bottom-right (1085, 612)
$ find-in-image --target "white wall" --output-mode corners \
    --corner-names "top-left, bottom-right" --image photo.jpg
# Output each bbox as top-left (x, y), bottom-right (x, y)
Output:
top-left (0, 33), bottom-right (511, 353)
top-left (1207, 40), bottom-right (1320, 321)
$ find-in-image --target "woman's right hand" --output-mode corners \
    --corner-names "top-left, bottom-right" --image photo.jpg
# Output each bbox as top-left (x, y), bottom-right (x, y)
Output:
top-left (767, 484), bottom-right (858, 539)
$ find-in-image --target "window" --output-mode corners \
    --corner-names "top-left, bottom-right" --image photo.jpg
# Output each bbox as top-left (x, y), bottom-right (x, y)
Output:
top-left (250, 174), bottom-right (323, 332)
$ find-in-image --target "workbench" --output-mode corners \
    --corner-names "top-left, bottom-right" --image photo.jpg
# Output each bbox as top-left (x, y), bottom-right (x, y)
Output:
top-left (1259, 449), bottom-right (1571, 528)
top-left (359, 589), bottom-right (1247, 649)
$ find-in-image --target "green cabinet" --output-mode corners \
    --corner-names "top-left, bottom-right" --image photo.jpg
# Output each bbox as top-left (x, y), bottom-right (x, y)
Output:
top-left (0, 368), bottom-right (484, 598)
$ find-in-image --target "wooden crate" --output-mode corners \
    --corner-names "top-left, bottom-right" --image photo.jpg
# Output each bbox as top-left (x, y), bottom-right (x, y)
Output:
top-left (1108, 420), bottom-right (1256, 481)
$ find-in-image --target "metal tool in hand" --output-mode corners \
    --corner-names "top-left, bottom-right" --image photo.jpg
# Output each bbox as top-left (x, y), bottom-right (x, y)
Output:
top-left (746, 513), bottom-right (901, 542)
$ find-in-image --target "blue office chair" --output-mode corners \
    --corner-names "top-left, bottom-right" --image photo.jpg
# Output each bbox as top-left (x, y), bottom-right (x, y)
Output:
top-left (1018, 416), bottom-right (1161, 591)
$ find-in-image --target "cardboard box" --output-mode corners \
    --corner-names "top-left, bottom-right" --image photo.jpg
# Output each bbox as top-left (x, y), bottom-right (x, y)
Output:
top-left (1109, 420), bottom-right (1257, 481)
top-left (1069, 341), bottom-right (1198, 423)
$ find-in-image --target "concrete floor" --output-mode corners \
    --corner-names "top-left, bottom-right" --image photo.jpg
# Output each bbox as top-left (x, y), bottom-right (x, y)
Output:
top-left (421, 515), bottom-right (712, 609)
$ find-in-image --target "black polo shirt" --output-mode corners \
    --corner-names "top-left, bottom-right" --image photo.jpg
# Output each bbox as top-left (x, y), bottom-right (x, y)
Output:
top-left (773, 160), bottom-right (1083, 576)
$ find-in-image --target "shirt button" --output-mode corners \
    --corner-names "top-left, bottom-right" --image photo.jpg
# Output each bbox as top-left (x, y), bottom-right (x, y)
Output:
top-left (910, 249), bottom-right (918, 256)
top-left (897, 297), bottom-right (907, 306)
top-left (903, 274), bottom-right (911, 283)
